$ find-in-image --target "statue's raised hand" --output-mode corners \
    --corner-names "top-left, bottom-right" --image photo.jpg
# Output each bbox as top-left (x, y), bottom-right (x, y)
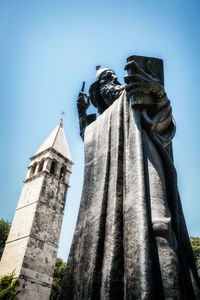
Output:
top-left (77, 91), bottom-right (90, 116)
top-left (125, 60), bottom-right (166, 101)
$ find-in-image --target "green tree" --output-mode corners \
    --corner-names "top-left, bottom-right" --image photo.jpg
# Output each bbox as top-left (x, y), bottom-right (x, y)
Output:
top-left (0, 219), bottom-right (10, 259)
top-left (50, 258), bottom-right (66, 300)
top-left (0, 272), bottom-right (19, 300)
top-left (190, 237), bottom-right (200, 271)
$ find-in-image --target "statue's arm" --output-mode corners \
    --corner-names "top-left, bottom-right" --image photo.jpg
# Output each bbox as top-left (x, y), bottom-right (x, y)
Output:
top-left (77, 92), bottom-right (96, 140)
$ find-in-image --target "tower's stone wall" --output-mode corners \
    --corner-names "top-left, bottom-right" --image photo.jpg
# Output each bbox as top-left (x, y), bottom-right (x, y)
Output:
top-left (0, 238), bottom-right (28, 278)
top-left (17, 176), bottom-right (44, 208)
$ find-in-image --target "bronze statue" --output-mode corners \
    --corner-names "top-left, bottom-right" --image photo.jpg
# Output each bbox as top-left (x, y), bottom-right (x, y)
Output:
top-left (60, 56), bottom-right (200, 299)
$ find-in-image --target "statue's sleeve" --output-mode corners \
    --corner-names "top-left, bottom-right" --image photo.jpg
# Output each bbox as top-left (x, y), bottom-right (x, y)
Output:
top-left (79, 113), bottom-right (96, 140)
top-left (141, 94), bottom-right (176, 148)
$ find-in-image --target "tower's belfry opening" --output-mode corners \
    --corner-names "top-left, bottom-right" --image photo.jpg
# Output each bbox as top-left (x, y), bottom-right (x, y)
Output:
top-left (0, 119), bottom-right (72, 300)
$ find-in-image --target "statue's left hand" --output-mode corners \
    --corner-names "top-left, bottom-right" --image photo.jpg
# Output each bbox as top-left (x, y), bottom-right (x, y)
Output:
top-left (77, 91), bottom-right (90, 115)
top-left (125, 60), bottom-right (166, 101)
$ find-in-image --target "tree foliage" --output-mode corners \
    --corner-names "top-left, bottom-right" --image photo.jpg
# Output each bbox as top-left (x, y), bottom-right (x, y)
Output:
top-left (190, 237), bottom-right (200, 271)
top-left (0, 272), bottom-right (19, 300)
top-left (0, 219), bottom-right (10, 259)
top-left (50, 258), bottom-right (66, 300)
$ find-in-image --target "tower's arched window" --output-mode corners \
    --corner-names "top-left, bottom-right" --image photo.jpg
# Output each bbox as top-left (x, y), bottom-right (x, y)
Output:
top-left (29, 163), bottom-right (37, 177)
top-left (60, 167), bottom-right (66, 181)
top-left (38, 159), bottom-right (45, 173)
top-left (50, 161), bottom-right (57, 175)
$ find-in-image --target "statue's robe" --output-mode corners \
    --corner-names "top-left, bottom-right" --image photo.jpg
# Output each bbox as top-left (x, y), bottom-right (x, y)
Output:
top-left (60, 92), bottom-right (200, 300)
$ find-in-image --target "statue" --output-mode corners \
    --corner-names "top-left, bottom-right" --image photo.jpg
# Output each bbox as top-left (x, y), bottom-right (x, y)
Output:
top-left (60, 56), bottom-right (200, 299)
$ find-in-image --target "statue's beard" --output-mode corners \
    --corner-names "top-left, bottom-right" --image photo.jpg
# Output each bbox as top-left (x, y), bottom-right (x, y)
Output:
top-left (100, 83), bottom-right (124, 106)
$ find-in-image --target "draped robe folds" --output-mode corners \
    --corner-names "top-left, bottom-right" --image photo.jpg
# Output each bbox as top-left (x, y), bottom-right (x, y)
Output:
top-left (60, 92), bottom-right (200, 300)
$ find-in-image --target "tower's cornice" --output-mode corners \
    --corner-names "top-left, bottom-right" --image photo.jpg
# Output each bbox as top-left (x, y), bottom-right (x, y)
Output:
top-left (30, 147), bottom-right (73, 165)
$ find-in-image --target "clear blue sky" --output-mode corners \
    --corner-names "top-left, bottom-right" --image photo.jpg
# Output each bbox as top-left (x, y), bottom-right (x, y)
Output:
top-left (0, 0), bottom-right (200, 261)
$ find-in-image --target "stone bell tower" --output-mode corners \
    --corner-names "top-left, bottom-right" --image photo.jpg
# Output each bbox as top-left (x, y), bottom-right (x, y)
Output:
top-left (0, 119), bottom-right (72, 300)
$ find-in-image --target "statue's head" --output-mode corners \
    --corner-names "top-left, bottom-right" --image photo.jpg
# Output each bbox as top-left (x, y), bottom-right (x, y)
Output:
top-left (89, 67), bottom-right (123, 114)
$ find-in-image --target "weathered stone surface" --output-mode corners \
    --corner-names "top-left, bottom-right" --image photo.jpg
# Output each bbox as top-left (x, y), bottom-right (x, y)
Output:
top-left (17, 278), bottom-right (51, 300)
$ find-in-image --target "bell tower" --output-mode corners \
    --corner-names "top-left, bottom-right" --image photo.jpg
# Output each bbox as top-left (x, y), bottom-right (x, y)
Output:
top-left (0, 119), bottom-right (72, 300)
